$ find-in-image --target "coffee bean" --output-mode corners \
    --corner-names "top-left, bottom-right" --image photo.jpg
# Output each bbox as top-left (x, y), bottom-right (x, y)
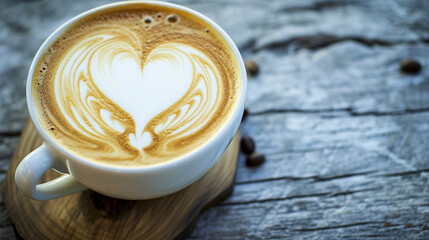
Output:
top-left (246, 153), bottom-right (265, 167)
top-left (245, 60), bottom-right (259, 77)
top-left (400, 58), bottom-right (422, 74)
top-left (241, 135), bottom-right (255, 154)
top-left (241, 108), bottom-right (248, 122)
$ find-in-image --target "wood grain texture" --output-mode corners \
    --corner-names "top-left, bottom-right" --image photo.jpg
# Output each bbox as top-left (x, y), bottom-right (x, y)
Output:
top-left (1, 121), bottom-right (240, 240)
top-left (1, 0), bottom-right (429, 239)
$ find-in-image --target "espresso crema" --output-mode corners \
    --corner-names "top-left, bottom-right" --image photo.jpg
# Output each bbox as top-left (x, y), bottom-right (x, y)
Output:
top-left (32, 3), bottom-right (241, 166)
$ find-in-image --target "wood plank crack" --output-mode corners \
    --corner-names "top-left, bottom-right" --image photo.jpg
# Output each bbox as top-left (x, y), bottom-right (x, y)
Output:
top-left (381, 168), bottom-right (429, 177)
top-left (0, 131), bottom-right (22, 137)
top-left (294, 221), bottom-right (381, 232)
top-left (252, 34), bottom-right (429, 52)
top-left (250, 107), bottom-right (429, 117)
top-left (276, 0), bottom-right (357, 13)
top-left (236, 171), bottom-right (377, 185)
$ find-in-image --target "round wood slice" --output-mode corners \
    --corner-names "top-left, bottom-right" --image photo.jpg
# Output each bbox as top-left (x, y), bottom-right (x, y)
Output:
top-left (1, 120), bottom-right (240, 240)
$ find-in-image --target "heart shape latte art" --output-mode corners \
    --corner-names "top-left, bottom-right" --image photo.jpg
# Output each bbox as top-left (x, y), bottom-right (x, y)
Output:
top-left (53, 29), bottom-right (222, 163)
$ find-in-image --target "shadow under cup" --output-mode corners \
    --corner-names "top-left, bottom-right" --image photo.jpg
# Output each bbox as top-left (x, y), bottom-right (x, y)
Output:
top-left (16, 1), bottom-right (247, 200)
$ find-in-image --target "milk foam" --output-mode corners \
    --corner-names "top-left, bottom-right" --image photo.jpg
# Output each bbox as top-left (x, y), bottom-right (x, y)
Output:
top-left (33, 4), bottom-right (240, 166)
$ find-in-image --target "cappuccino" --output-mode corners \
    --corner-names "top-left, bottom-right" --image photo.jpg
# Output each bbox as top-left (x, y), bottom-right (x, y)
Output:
top-left (32, 3), bottom-right (241, 166)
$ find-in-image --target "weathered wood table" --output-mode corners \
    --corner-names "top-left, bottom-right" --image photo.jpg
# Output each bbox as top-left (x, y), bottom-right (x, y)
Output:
top-left (1, 0), bottom-right (428, 239)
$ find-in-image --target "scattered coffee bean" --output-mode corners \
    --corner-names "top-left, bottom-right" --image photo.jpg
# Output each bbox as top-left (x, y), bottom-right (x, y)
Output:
top-left (246, 153), bottom-right (265, 167)
top-left (241, 108), bottom-right (248, 122)
top-left (241, 135), bottom-right (255, 154)
top-left (245, 60), bottom-right (259, 77)
top-left (400, 58), bottom-right (422, 74)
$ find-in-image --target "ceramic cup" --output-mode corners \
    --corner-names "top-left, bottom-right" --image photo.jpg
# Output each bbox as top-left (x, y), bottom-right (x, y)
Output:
top-left (15, 1), bottom-right (246, 200)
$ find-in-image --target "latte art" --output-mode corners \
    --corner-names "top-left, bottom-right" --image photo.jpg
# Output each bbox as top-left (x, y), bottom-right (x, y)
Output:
top-left (33, 4), bottom-right (241, 166)
top-left (57, 37), bottom-right (220, 152)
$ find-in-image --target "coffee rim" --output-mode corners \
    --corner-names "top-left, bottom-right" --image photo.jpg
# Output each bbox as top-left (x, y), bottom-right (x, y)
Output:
top-left (26, 1), bottom-right (247, 172)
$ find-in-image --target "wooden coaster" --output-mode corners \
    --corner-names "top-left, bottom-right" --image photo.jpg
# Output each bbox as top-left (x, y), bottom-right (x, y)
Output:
top-left (1, 120), bottom-right (240, 240)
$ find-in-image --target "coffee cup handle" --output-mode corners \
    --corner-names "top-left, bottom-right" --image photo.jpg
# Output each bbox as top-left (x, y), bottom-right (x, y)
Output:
top-left (15, 143), bottom-right (87, 200)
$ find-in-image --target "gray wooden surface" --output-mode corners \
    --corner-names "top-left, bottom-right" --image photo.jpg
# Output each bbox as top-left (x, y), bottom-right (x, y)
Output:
top-left (1, 0), bottom-right (428, 239)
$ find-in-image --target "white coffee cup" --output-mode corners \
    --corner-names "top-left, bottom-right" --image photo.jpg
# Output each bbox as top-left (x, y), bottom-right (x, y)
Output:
top-left (15, 1), bottom-right (246, 200)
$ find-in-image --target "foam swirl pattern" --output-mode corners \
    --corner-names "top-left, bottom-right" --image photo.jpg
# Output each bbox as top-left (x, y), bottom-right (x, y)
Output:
top-left (33, 6), bottom-right (240, 166)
